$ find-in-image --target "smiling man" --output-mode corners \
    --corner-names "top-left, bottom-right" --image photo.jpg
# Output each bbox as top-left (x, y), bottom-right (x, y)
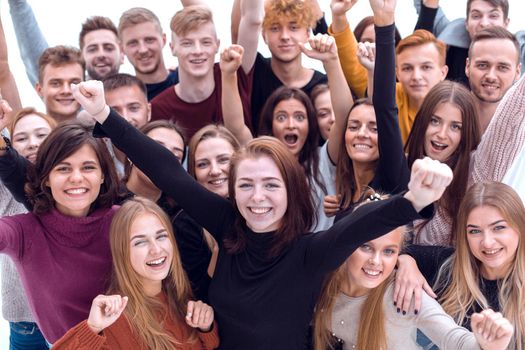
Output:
top-left (466, 26), bottom-right (521, 133)
top-left (36, 46), bottom-right (85, 123)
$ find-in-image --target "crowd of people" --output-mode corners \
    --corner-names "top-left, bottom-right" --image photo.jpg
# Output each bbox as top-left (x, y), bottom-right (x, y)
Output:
top-left (0, 0), bottom-right (524, 349)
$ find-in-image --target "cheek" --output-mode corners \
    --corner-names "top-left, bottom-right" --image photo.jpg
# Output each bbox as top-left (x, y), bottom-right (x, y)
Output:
top-left (194, 168), bottom-right (208, 183)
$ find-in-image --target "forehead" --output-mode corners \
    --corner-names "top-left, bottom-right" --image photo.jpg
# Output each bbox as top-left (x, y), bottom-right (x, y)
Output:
top-left (348, 104), bottom-right (375, 123)
top-left (467, 205), bottom-right (505, 222)
top-left (274, 98), bottom-right (307, 113)
top-left (433, 102), bottom-right (463, 123)
top-left (121, 21), bottom-right (162, 41)
top-left (147, 127), bottom-right (184, 148)
top-left (59, 143), bottom-right (99, 163)
top-left (42, 63), bottom-right (84, 82)
top-left (236, 155), bottom-right (283, 179)
top-left (14, 114), bottom-right (51, 133)
top-left (195, 137), bottom-right (234, 157)
top-left (470, 38), bottom-right (518, 63)
top-left (468, 0), bottom-right (503, 14)
top-left (106, 85), bottom-right (147, 105)
top-left (173, 21), bottom-right (217, 41)
top-left (83, 29), bottom-right (119, 48)
top-left (129, 212), bottom-right (166, 236)
top-left (368, 227), bottom-right (404, 247)
top-left (397, 43), bottom-right (441, 64)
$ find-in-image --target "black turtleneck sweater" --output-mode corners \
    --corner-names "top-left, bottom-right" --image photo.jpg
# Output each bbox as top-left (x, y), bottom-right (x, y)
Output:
top-left (95, 110), bottom-right (431, 349)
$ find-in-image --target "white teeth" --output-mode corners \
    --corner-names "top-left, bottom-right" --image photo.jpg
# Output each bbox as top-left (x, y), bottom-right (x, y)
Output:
top-left (483, 248), bottom-right (501, 255)
top-left (209, 178), bottom-right (227, 185)
top-left (191, 59), bottom-right (206, 64)
top-left (146, 257), bottom-right (166, 266)
top-left (250, 207), bottom-right (271, 214)
top-left (363, 269), bottom-right (381, 276)
top-left (354, 144), bottom-right (371, 149)
top-left (65, 188), bottom-right (87, 194)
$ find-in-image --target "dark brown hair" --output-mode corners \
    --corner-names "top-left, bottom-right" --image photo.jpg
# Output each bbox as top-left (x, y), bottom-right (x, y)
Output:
top-left (258, 86), bottom-right (325, 195)
top-left (102, 73), bottom-right (147, 95)
top-left (25, 120), bottom-right (119, 215)
top-left (469, 26), bottom-right (520, 63)
top-left (354, 16), bottom-right (402, 47)
top-left (79, 16), bottom-right (119, 49)
top-left (405, 81), bottom-right (480, 228)
top-left (38, 45), bottom-right (85, 84)
top-left (225, 136), bottom-right (314, 257)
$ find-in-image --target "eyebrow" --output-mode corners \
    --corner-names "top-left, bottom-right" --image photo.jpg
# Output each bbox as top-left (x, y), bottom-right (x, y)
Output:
top-left (56, 160), bottom-right (98, 166)
top-left (237, 177), bottom-right (283, 182)
top-left (130, 229), bottom-right (167, 241)
top-left (13, 127), bottom-right (49, 136)
top-left (466, 219), bottom-right (506, 228)
top-left (195, 153), bottom-right (231, 162)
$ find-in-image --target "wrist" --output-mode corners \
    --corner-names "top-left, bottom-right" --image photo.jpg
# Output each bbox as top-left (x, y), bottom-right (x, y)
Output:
top-left (331, 15), bottom-right (349, 34)
top-left (403, 191), bottom-right (424, 213)
top-left (93, 105), bottom-right (110, 124)
top-left (373, 14), bottom-right (395, 27)
top-left (423, 0), bottom-right (439, 9)
top-left (86, 321), bottom-right (104, 335)
top-left (198, 322), bottom-right (214, 333)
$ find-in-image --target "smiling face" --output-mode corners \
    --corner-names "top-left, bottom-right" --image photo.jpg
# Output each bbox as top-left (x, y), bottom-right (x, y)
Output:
top-left (466, 0), bottom-right (509, 39)
top-left (345, 227), bottom-right (404, 297)
top-left (424, 102), bottom-right (463, 162)
top-left (194, 137), bottom-right (234, 198)
top-left (46, 143), bottom-right (104, 217)
top-left (313, 90), bottom-right (335, 141)
top-left (466, 38), bottom-right (520, 104)
top-left (82, 29), bottom-right (124, 80)
top-left (344, 104), bottom-right (379, 165)
top-left (263, 18), bottom-right (309, 64)
top-left (36, 63), bottom-right (84, 121)
top-left (396, 43), bottom-right (447, 104)
top-left (11, 114), bottom-right (53, 163)
top-left (120, 21), bottom-right (166, 76)
top-left (234, 156), bottom-right (287, 233)
top-left (106, 85), bottom-right (151, 128)
top-left (271, 98), bottom-right (309, 157)
top-left (129, 212), bottom-right (173, 296)
top-left (466, 205), bottom-right (519, 280)
top-left (170, 22), bottom-right (219, 79)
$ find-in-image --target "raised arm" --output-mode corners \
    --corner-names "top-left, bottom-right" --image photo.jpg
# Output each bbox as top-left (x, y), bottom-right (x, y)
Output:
top-left (470, 74), bottom-right (525, 185)
top-left (71, 81), bottom-right (236, 239)
top-left (328, 0), bottom-right (368, 98)
top-left (236, 0), bottom-right (263, 73)
top-left (370, 5), bottom-right (410, 195)
top-left (308, 157), bottom-right (453, 273)
top-left (299, 33), bottom-right (353, 162)
top-left (220, 45), bottom-right (253, 146)
top-left (0, 17), bottom-right (22, 111)
top-left (413, 0), bottom-right (450, 37)
top-left (7, 0), bottom-right (49, 87)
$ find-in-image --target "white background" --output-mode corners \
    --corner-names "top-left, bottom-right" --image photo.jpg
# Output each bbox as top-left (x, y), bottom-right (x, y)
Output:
top-left (0, 0), bottom-right (523, 347)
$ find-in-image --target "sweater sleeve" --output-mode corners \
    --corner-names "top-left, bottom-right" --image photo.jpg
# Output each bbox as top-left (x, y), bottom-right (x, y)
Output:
top-left (46, 320), bottom-right (108, 350)
top-left (416, 293), bottom-right (480, 349)
top-left (403, 244), bottom-right (454, 284)
top-left (0, 147), bottom-right (32, 210)
top-left (328, 24), bottom-right (368, 99)
top-left (372, 24), bottom-right (410, 195)
top-left (8, 0), bottom-right (49, 87)
top-left (94, 110), bottom-right (236, 239)
top-left (415, 3), bottom-right (438, 32)
top-left (305, 194), bottom-right (433, 273)
top-left (198, 321), bottom-right (220, 349)
top-left (469, 74), bottom-right (525, 185)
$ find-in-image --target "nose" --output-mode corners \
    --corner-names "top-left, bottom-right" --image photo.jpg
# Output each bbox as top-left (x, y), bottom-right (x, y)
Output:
top-left (27, 135), bottom-right (39, 149)
top-left (479, 15), bottom-right (490, 27)
top-left (68, 168), bottom-right (83, 183)
top-left (412, 67), bottom-right (422, 80)
top-left (252, 184), bottom-right (265, 202)
top-left (481, 232), bottom-right (496, 247)
top-left (60, 82), bottom-right (72, 94)
top-left (369, 251), bottom-right (381, 265)
top-left (357, 124), bottom-right (368, 137)
top-left (436, 124), bottom-right (448, 139)
top-left (280, 27), bottom-right (291, 40)
top-left (485, 66), bottom-right (497, 80)
top-left (138, 40), bottom-right (149, 53)
top-left (209, 160), bottom-right (221, 176)
top-left (192, 41), bottom-right (203, 54)
top-left (149, 240), bottom-right (162, 254)
top-left (285, 117), bottom-right (297, 129)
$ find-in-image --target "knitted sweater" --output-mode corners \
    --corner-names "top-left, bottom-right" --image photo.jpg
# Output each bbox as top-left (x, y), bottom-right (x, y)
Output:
top-left (0, 206), bottom-right (117, 343)
top-left (53, 293), bottom-right (219, 350)
top-left (414, 74), bottom-right (525, 245)
top-left (0, 182), bottom-right (35, 323)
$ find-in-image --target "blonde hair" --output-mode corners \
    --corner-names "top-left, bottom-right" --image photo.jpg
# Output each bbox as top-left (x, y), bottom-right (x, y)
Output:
top-left (262, 0), bottom-right (317, 31)
top-left (170, 5), bottom-right (215, 37)
top-left (109, 197), bottom-right (196, 350)
top-left (435, 182), bottom-right (525, 350)
top-left (314, 193), bottom-right (404, 350)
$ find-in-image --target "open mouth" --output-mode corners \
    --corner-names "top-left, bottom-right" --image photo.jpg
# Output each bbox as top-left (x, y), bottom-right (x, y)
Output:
top-left (353, 143), bottom-right (372, 150)
top-left (283, 134), bottom-right (298, 145)
top-left (64, 188), bottom-right (88, 195)
top-left (146, 257), bottom-right (167, 267)
top-left (209, 178), bottom-right (227, 186)
top-left (190, 58), bottom-right (207, 64)
top-left (481, 83), bottom-right (499, 91)
top-left (362, 268), bottom-right (382, 277)
top-left (430, 140), bottom-right (448, 151)
top-left (482, 248), bottom-right (503, 257)
top-left (249, 207), bottom-right (271, 214)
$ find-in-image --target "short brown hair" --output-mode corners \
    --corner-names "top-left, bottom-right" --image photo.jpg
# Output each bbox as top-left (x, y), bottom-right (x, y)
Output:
top-left (79, 16), bottom-right (119, 49)
top-left (469, 26), bottom-right (520, 63)
top-left (262, 0), bottom-right (318, 31)
top-left (38, 45), bottom-right (85, 84)
top-left (170, 5), bottom-right (214, 37)
top-left (225, 136), bottom-right (314, 257)
top-left (102, 73), bottom-right (147, 96)
top-left (25, 120), bottom-right (119, 215)
top-left (396, 29), bottom-right (447, 66)
top-left (8, 107), bottom-right (57, 139)
top-left (118, 7), bottom-right (162, 37)
top-left (467, 0), bottom-right (509, 20)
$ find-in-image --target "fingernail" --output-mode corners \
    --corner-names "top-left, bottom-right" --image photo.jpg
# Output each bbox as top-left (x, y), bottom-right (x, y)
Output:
top-left (402, 310), bottom-right (406, 316)
top-left (414, 310), bottom-right (418, 315)
top-left (397, 308), bottom-right (400, 313)
top-left (393, 301), bottom-right (397, 306)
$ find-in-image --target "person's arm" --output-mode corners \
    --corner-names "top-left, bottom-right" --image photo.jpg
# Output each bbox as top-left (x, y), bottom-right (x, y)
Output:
top-left (328, 0), bottom-right (368, 98)
top-left (413, 0), bottom-right (450, 37)
top-left (372, 23), bottom-right (410, 195)
top-left (470, 74), bottom-right (525, 185)
top-left (237, 0), bottom-right (263, 74)
top-left (220, 45), bottom-right (253, 146)
top-left (307, 157), bottom-right (453, 273)
top-left (7, 0), bottom-right (49, 87)
top-left (0, 17), bottom-right (22, 111)
top-left (71, 81), bottom-right (236, 239)
top-left (414, 0), bottom-right (439, 32)
top-left (299, 33), bottom-right (353, 163)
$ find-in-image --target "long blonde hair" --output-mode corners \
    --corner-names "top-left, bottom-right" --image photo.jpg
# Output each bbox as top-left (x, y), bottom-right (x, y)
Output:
top-left (109, 197), bottom-right (196, 350)
top-left (435, 182), bottom-right (525, 350)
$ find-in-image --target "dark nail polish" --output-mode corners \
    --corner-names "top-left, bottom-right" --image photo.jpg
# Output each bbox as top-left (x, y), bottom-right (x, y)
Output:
top-left (393, 301), bottom-right (397, 306)
top-left (414, 310), bottom-right (419, 315)
top-left (402, 310), bottom-right (406, 315)
top-left (397, 308), bottom-right (400, 313)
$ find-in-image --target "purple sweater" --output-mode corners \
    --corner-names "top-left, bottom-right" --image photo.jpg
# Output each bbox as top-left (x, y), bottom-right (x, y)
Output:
top-left (0, 206), bottom-right (118, 343)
